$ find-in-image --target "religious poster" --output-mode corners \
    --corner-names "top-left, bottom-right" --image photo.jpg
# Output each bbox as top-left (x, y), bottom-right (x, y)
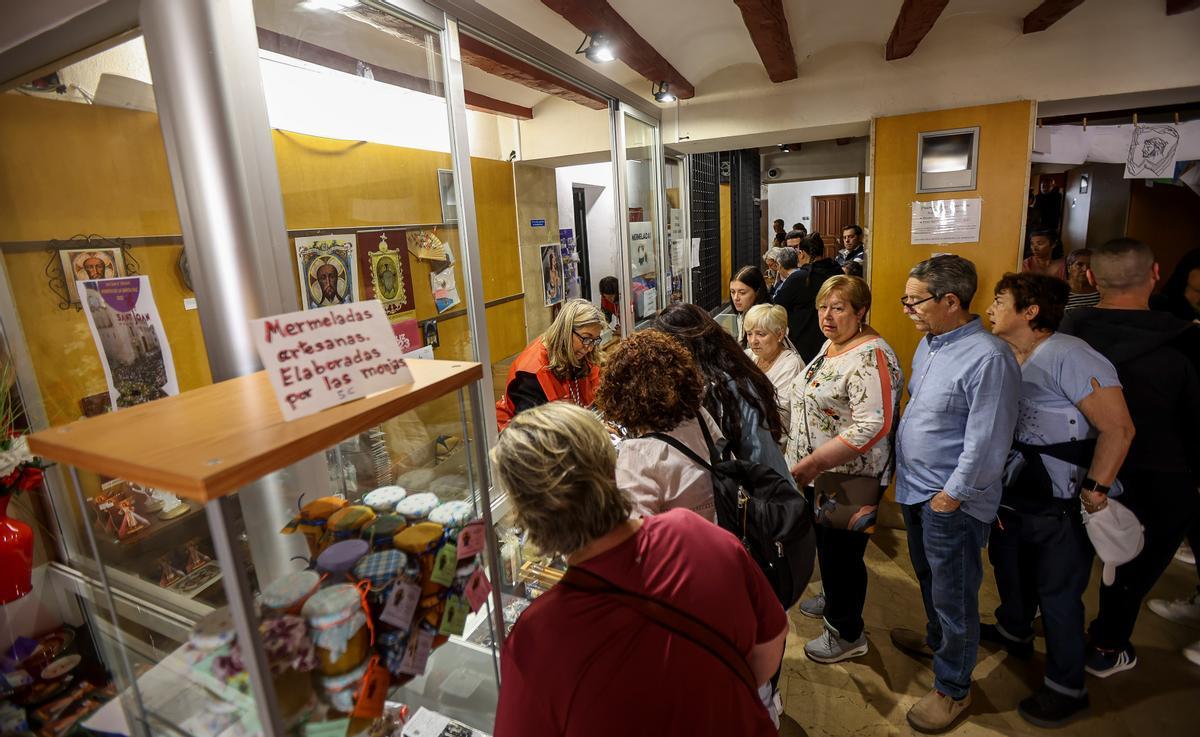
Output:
top-left (1125, 124), bottom-right (1181, 179)
top-left (78, 276), bottom-right (179, 410)
top-left (359, 230), bottom-right (415, 319)
top-left (60, 247), bottom-right (127, 305)
top-left (296, 235), bottom-right (359, 309)
top-left (541, 243), bottom-right (564, 307)
top-left (629, 221), bottom-right (656, 277)
top-left (559, 228), bottom-right (581, 300)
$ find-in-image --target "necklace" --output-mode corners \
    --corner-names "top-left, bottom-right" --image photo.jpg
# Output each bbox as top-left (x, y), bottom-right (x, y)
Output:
top-left (756, 350), bottom-right (781, 373)
top-left (566, 376), bottom-right (581, 405)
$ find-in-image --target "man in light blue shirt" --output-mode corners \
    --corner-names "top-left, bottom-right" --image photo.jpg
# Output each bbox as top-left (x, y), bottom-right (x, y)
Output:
top-left (889, 255), bottom-right (1020, 734)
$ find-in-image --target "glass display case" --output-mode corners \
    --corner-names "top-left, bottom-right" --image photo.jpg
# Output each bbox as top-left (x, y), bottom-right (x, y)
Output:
top-left (28, 359), bottom-right (503, 736)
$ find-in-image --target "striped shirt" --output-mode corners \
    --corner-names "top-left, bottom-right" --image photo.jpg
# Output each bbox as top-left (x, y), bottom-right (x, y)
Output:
top-left (1065, 290), bottom-right (1101, 311)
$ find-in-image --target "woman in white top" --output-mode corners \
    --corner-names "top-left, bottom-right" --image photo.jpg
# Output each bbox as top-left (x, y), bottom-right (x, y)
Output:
top-left (743, 304), bottom-right (804, 438)
top-left (786, 275), bottom-right (903, 666)
top-left (595, 330), bottom-right (724, 522)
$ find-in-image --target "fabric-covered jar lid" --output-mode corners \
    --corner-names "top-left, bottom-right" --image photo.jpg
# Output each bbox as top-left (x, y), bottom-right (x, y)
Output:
top-left (395, 492), bottom-right (439, 521)
top-left (327, 505), bottom-right (376, 532)
top-left (353, 549), bottom-right (407, 589)
top-left (316, 539), bottom-right (370, 576)
top-left (392, 521), bottom-right (444, 554)
top-left (429, 500), bottom-right (473, 530)
top-left (364, 513), bottom-right (406, 539)
top-left (303, 583), bottom-right (362, 624)
top-left (396, 468), bottom-right (436, 492)
top-left (190, 606), bottom-right (235, 651)
top-left (281, 496), bottom-right (348, 533)
top-left (320, 656), bottom-right (370, 691)
top-left (260, 570), bottom-right (322, 611)
top-left (363, 485), bottom-right (408, 512)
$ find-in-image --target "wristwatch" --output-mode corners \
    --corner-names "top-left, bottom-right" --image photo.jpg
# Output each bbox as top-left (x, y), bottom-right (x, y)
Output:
top-left (1080, 477), bottom-right (1110, 494)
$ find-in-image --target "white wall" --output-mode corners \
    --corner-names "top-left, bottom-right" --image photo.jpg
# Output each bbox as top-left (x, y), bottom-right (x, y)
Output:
top-left (555, 162), bottom-right (618, 300)
top-left (767, 177), bottom-right (859, 232)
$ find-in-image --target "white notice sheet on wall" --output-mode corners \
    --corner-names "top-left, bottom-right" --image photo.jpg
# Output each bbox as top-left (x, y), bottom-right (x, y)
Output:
top-left (910, 198), bottom-right (982, 245)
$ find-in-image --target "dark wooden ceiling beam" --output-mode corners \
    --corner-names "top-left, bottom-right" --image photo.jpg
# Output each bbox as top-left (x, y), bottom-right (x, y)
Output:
top-left (541, 0), bottom-right (695, 99)
top-left (1166, 0), bottom-right (1200, 15)
top-left (733, 0), bottom-right (798, 83)
top-left (1022, 0), bottom-right (1087, 33)
top-left (464, 91), bottom-right (533, 120)
top-left (885, 0), bottom-right (950, 61)
top-left (257, 28), bottom-right (533, 120)
top-left (458, 34), bottom-right (608, 110)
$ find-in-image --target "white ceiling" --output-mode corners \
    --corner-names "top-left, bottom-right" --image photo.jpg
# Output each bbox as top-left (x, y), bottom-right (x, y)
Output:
top-left (475, 0), bottom-right (1054, 104)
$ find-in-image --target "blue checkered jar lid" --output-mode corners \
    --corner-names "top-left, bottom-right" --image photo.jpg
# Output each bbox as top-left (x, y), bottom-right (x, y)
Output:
top-left (395, 492), bottom-right (440, 521)
top-left (353, 549), bottom-right (407, 590)
top-left (363, 485), bottom-right (408, 512)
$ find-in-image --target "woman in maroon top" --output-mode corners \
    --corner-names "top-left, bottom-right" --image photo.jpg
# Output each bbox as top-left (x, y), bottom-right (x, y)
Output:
top-left (491, 403), bottom-right (788, 737)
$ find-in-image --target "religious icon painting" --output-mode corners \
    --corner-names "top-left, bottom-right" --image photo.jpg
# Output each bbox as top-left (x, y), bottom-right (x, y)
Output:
top-left (295, 235), bottom-right (359, 309)
top-left (59, 247), bottom-right (127, 304)
top-left (359, 230), bottom-right (415, 318)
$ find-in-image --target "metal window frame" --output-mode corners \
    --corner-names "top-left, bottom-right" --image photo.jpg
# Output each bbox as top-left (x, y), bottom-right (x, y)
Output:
top-left (615, 102), bottom-right (666, 331)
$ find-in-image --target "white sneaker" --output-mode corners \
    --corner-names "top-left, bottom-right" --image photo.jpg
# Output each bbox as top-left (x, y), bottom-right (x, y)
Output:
top-left (1176, 542), bottom-right (1196, 566)
top-left (1147, 590), bottom-right (1200, 627)
top-left (1185, 639), bottom-right (1200, 667)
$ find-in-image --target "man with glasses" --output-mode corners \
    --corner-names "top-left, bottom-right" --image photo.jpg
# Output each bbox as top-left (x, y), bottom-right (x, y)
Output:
top-left (890, 255), bottom-right (1020, 734)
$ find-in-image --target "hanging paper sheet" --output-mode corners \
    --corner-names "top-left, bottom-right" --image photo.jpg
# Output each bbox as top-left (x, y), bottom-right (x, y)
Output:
top-left (1125, 124), bottom-right (1181, 179)
top-left (78, 276), bottom-right (179, 410)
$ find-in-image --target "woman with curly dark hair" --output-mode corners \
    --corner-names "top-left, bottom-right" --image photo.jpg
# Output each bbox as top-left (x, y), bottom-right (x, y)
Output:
top-left (654, 303), bottom-right (793, 482)
top-left (596, 331), bottom-right (725, 520)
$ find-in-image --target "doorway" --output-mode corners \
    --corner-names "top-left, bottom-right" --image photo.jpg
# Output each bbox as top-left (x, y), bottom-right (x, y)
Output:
top-left (812, 193), bottom-right (856, 258)
top-left (572, 186), bottom-right (592, 300)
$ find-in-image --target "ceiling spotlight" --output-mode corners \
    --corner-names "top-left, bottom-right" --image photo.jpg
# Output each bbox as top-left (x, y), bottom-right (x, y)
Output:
top-left (577, 32), bottom-right (615, 63)
top-left (653, 81), bottom-right (676, 103)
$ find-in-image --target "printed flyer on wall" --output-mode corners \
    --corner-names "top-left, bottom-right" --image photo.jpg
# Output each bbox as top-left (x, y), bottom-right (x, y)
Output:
top-left (78, 275), bottom-right (179, 410)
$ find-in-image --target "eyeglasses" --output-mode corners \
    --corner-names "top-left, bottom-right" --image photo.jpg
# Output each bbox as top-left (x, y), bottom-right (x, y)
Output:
top-left (573, 330), bottom-right (603, 348)
top-left (899, 294), bottom-right (938, 310)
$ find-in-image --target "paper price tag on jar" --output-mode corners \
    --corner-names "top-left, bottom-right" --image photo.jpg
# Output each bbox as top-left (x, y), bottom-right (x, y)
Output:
top-left (250, 300), bottom-right (415, 421)
top-left (456, 521), bottom-right (484, 559)
top-left (464, 568), bottom-right (492, 612)
top-left (380, 581), bottom-right (420, 629)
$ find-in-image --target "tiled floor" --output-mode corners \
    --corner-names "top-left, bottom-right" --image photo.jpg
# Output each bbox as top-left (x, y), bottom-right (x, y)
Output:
top-left (777, 521), bottom-right (1199, 736)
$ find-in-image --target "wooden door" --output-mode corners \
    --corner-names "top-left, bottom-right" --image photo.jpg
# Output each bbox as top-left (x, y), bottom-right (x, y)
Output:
top-left (812, 193), bottom-right (857, 258)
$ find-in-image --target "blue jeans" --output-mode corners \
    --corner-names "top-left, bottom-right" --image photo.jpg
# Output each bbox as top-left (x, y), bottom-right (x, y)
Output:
top-left (902, 500), bottom-right (991, 700)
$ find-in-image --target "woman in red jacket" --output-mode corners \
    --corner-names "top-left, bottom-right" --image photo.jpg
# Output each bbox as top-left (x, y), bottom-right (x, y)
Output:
top-left (496, 298), bottom-right (606, 431)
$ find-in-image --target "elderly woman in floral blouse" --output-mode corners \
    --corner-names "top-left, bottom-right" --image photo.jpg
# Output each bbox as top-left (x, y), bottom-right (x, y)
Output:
top-left (786, 275), bottom-right (903, 666)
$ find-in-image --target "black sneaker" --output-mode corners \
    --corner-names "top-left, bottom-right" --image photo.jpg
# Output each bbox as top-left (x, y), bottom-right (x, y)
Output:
top-left (980, 623), bottom-right (1034, 659)
top-left (1018, 685), bottom-right (1090, 728)
top-left (1084, 644), bottom-right (1137, 677)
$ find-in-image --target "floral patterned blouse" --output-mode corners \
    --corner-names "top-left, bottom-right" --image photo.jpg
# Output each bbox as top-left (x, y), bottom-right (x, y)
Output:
top-left (786, 335), bottom-right (904, 478)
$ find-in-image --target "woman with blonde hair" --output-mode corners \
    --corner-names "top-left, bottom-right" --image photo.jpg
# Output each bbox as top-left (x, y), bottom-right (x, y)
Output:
top-left (492, 403), bottom-right (787, 737)
top-left (495, 298), bottom-right (605, 431)
top-left (787, 275), bottom-right (903, 666)
top-left (742, 304), bottom-right (803, 433)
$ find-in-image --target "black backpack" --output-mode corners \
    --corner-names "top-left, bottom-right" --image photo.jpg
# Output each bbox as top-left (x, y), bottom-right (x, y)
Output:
top-left (648, 420), bottom-right (815, 608)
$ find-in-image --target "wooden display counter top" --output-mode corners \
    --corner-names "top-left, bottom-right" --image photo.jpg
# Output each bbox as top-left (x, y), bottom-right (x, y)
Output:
top-left (28, 359), bottom-right (482, 503)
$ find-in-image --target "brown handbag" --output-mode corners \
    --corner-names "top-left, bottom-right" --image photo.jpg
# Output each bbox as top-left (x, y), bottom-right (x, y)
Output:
top-left (813, 472), bottom-right (886, 533)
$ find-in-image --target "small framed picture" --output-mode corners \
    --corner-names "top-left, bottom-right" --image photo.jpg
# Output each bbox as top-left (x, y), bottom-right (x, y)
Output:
top-left (59, 248), bottom-right (126, 304)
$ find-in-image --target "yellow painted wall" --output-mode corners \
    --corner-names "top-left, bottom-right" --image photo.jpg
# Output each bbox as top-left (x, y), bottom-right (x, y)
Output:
top-left (513, 164), bottom-right (560, 343)
top-left (0, 96), bottom-right (525, 434)
top-left (869, 100), bottom-right (1034, 380)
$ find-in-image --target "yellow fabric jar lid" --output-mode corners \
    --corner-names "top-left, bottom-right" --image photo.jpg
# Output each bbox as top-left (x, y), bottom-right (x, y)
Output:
top-left (392, 522), bottom-right (444, 554)
top-left (327, 505), bottom-right (377, 532)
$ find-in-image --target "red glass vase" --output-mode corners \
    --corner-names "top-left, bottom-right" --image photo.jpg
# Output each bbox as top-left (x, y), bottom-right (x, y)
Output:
top-left (0, 494), bottom-right (33, 604)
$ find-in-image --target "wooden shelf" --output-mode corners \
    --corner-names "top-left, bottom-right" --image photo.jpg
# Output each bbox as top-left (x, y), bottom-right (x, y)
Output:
top-left (28, 359), bottom-right (482, 504)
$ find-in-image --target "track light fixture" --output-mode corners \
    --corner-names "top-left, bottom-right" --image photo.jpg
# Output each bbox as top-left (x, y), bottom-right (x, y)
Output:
top-left (576, 32), bottom-right (614, 63)
top-left (653, 81), bottom-right (676, 103)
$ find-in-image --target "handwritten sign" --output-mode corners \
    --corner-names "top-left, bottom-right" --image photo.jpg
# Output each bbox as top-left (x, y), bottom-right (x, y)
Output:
top-left (251, 300), bottom-right (414, 420)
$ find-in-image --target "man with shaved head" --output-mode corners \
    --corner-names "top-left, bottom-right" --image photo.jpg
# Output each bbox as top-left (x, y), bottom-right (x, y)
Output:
top-left (1060, 238), bottom-right (1200, 677)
